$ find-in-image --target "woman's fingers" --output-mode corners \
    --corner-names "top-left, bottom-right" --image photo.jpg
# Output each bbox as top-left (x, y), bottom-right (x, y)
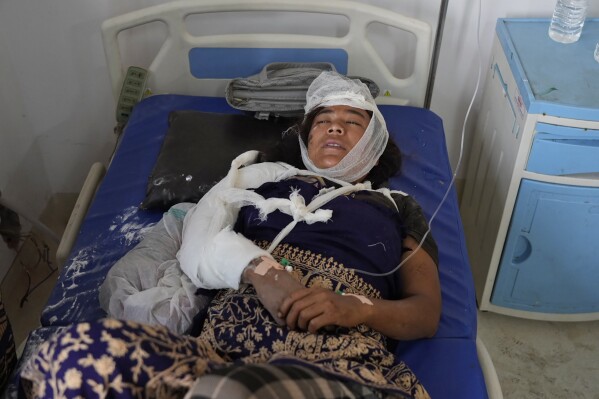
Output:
top-left (283, 289), bottom-right (322, 330)
top-left (296, 301), bottom-right (330, 331)
top-left (283, 288), bottom-right (346, 331)
top-left (279, 288), bottom-right (314, 318)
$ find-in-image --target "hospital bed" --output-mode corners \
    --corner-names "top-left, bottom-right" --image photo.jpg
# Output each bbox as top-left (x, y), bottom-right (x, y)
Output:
top-left (8, 1), bottom-right (501, 398)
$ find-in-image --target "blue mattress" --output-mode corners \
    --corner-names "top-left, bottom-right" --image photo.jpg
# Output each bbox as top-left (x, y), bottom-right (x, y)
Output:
top-left (22, 95), bottom-right (485, 398)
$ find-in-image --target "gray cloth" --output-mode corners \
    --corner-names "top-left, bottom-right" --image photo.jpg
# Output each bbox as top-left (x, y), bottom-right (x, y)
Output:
top-left (225, 62), bottom-right (379, 118)
top-left (99, 203), bottom-right (210, 334)
top-left (226, 62), bottom-right (336, 118)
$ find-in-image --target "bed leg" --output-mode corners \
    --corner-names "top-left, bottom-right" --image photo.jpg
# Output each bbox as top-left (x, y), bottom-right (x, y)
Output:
top-left (476, 336), bottom-right (503, 399)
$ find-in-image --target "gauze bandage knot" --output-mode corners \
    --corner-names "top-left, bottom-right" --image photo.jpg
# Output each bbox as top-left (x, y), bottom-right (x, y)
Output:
top-left (222, 181), bottom-right (370, 253)
top-left (299, 71), bottom-right (389, 183)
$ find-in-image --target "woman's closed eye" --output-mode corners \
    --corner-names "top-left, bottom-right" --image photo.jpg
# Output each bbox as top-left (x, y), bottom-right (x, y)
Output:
top-left (314, 119), bottom-right (362, 127)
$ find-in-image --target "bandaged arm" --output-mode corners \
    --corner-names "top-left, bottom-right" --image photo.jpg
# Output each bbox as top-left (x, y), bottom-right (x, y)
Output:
top-left (177, 151), bottom-right (297, 290)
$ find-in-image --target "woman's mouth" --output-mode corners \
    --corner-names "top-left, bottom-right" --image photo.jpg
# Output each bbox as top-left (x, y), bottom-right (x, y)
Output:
top-left (323, 141), bottom-right (345, 150)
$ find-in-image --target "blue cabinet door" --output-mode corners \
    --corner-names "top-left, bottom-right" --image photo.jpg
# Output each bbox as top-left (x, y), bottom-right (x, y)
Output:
top-left (491, 179), bottom-right (599, 313)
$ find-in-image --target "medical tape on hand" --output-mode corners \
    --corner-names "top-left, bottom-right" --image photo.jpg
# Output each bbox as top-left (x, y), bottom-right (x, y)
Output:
top-left (253, 256), bottom-right (284, 276)
top-left (336, 290), bottom-right (373, 306)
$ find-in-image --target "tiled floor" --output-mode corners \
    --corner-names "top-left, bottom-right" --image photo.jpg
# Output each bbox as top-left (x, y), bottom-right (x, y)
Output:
top-left (478, 311), bottom-right (599, 399)
top-left (2, 194), bottom-right (599, 398)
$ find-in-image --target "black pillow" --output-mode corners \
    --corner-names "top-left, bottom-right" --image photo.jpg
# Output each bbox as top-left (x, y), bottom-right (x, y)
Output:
top-left (140, 110), bottom-right (294, 210)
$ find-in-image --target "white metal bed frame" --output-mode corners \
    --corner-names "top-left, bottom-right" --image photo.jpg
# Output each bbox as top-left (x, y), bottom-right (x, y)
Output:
top-left (56, 2), bottom-right (502, 398)
top-left (101, 0), bottom-right (432, 106)
top-left (58, 0), bottom-right (434, 267)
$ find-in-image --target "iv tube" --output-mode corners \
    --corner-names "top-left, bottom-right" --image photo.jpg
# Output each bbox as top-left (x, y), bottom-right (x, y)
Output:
top-left (354, 0), bottom-right (484, 278)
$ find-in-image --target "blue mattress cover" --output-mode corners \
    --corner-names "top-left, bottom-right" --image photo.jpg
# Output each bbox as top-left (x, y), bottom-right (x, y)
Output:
top-left (34, 95), bottom-right (485, 398)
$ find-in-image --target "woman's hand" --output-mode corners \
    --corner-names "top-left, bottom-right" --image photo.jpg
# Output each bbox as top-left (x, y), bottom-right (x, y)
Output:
top-left (279, 235), bottom-right (441, 340)
top-left (244, 265), bottom-right (303, 325)
top-left (279, 287), bottom-right (372, 333)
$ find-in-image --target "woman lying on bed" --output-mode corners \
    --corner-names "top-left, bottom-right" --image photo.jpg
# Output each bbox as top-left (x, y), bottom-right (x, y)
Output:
top-left (20, 71), bottom-right (441, 399)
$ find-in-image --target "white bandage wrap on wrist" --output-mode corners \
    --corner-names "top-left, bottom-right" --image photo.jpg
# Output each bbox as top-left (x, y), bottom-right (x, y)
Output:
top-left (210, 228), bottom-right (271, 288)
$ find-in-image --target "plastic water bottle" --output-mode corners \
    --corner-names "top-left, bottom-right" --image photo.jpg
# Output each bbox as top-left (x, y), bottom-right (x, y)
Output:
top-left (548, 0), bottom-right (588, 43)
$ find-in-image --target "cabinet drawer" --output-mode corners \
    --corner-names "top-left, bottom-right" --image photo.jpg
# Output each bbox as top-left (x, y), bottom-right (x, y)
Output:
top-left (527, 123), bottom-right (599, 176)
top-left (491, 179), bottom-right (599, 313)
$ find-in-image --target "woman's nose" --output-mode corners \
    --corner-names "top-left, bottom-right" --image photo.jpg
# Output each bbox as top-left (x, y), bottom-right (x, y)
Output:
top-left (327, 123), bottom-right (343, 134)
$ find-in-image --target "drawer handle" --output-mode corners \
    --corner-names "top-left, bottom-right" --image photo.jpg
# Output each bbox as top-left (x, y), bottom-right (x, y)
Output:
top-left (512, 235), bottom-right (532, 264)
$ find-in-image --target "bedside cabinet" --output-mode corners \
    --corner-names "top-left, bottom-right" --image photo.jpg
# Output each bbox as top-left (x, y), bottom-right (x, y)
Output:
top-left (460, 18), bottom-right (599, 321)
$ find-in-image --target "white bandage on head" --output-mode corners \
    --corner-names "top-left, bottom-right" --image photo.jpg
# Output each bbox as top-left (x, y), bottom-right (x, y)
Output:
top-left (299, 71), bottom-right (389, 183)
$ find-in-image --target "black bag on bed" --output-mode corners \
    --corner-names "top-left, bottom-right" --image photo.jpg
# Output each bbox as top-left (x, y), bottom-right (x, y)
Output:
top-left (225, 62), bottom-right (380, 119)
top-left (140, 111), bottom-right (294, 210)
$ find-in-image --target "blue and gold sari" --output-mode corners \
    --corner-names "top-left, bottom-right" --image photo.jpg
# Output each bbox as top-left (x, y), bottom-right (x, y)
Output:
top-left (21, 178), bottom-right (430, 399)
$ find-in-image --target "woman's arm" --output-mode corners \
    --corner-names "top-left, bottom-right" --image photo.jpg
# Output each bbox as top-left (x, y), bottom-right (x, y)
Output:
top-left (279, 236), bottom-right (441, 340)
top-left (177, 153), bottom-right (298, 289)
top-left (364, 235), bottom-right (441, 339)
top-left (242, 260), bottom-right (304, 325)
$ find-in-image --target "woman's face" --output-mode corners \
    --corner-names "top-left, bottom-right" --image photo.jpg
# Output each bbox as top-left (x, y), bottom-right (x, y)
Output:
top-left (307, 105), bottom-right (371, 169)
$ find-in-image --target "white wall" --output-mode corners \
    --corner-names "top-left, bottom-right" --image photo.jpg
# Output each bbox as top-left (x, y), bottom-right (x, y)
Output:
top-left (0, 0), bottom-right (169, 272)
top-left (1, 0), bottom-right (598, 271)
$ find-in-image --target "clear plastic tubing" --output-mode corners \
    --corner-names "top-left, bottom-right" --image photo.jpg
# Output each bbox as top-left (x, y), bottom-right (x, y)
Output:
top-left (548, 0), bottom-right (588, 44)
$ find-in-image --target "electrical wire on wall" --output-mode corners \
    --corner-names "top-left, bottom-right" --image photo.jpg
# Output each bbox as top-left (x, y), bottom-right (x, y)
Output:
top-left (0, 191), bottom-right (58, 307)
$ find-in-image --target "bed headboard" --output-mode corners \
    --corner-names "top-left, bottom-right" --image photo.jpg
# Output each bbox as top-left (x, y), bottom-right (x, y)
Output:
top-left (101, 0), bottom-right (432, 107)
